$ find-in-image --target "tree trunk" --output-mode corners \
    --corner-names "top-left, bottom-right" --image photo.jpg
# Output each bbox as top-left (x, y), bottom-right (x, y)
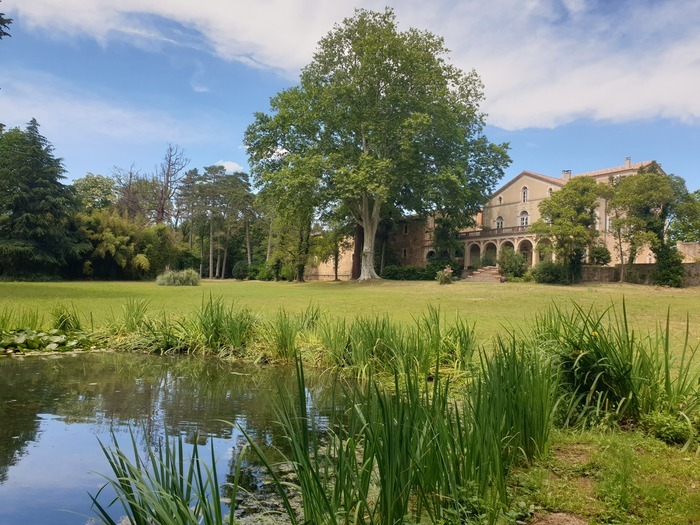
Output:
top-left (222, 227), bottom-right (230, 279)
top-left (358, 192), bottom-right (382, 280)
top-left (245, 219), bottom-right (252, 267)
top-left (333, 246), bottom-right (340, 281)
top-left (209, 219), bottom-right (214, 279)
top-left (215, 240), bottom-right (222, 279)
top-left (199, 236), bottom-right (204, 277)
top-left (266, 217), bottom-right (273, 261)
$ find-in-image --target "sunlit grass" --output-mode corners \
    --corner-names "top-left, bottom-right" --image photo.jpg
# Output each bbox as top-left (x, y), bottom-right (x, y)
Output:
top-left (1, 280), bottom-right (699, 343)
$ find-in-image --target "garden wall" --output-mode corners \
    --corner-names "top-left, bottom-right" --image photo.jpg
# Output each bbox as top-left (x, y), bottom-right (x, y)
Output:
top-left (581, 263), bottom-right (700, 286)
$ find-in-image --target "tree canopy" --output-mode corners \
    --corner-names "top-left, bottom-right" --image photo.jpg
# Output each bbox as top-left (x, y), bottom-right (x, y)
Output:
top-left (0, 0), bottom-right (11, 40)
top-left (0, 119), bottom-right (87, 276)
top-left (531, 176), bottom-right (603, 283)
top-left (245, 8), bottom-right (510, 280)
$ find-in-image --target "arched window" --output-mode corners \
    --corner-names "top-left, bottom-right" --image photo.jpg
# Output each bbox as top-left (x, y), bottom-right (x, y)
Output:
top-left (497, 196), bottom-right (503, 205)
top-left (496, 216), bottom-right (504, 229)
top-left (426, 250), bottom-right (436, 260)
top-left (521, 186), bottom-right (528, 203)
top-left (520, 211), bottom-right (529, 227)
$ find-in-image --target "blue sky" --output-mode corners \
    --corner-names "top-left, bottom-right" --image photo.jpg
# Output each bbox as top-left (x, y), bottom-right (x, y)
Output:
top-left (1, 0), bottom-right (699, 190)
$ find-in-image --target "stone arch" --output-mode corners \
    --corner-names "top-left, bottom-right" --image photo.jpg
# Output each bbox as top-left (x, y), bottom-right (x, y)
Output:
top-left (426, 249), bottom-right (436, 260)
top-left (517, 239), bottom-right (534, 267)
top-left (467, 243), bottom-right (481, 267)
top-left (483, 242), bottom-right (497, 265)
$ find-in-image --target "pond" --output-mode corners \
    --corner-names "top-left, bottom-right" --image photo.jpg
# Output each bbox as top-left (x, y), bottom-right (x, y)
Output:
top-left (0, 352), bottom-right (338, 525)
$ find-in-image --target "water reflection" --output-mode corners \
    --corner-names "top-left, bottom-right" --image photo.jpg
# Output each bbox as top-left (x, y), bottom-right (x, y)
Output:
top-left (0, 353), bottom-right (341, 525)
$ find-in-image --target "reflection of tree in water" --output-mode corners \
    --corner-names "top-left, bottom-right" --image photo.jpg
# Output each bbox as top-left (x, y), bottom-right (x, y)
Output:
top-left (0, 353), bottom-right (348, 489)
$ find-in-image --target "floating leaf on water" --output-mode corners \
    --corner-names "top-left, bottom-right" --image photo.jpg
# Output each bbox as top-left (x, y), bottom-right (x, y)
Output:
top-left (45, 343), bottom-right (59, 351)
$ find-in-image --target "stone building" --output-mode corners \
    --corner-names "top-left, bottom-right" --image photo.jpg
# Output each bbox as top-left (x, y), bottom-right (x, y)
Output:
top-left (307, 158), bottom-right (695, 280)
top-left (461, 157), bottom-right (658, 269)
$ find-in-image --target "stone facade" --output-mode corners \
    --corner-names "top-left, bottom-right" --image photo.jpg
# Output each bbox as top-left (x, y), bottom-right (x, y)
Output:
top-left (461, 158), bottom-right (658, 269)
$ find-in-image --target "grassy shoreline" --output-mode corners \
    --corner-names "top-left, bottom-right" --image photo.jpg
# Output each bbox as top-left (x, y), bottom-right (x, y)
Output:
top-left (3, 280), bottom-right (700, 524)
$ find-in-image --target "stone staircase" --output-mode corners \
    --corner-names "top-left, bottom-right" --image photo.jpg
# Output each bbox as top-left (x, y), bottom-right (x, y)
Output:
top-left (463, 266), bottom-right (503, 283)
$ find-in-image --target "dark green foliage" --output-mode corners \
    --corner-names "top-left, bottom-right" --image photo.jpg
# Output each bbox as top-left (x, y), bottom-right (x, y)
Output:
top-left (653, 243), bottom-right (685, 288)
top-left (497, 247), bottom-right (526, 278)
top-left (0, 2), bottom-right (11, 40)
top-left (531, 261), bottom-right (569, 284)
top-left (589, 245), bottom-right (612, 265)
top-left (0, 120), bottom-right (88, 276)
top-left (640, 411), bottom-right (694, 445)
top-left (382, 258), bottom-right (462, 280)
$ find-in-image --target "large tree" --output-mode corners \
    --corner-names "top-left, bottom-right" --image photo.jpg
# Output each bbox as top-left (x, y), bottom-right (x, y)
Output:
top-left (531, 176), bottom-right (602, 283)
top-left (0, 119), bottom-right (87, 275)
top-left (610, 164), bottom-right (687, 287)
top-left (245, 8), bottom-right (509, 280)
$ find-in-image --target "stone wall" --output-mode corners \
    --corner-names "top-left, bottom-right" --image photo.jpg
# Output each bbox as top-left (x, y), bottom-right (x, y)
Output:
top-left (581, 263), bottom-right (700, 286)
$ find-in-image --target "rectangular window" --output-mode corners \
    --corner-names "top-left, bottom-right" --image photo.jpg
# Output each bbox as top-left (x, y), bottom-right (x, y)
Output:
top-left (402, 248), bottom-right (407, 258)
top-left (403, 224), bottom-right (409, 234)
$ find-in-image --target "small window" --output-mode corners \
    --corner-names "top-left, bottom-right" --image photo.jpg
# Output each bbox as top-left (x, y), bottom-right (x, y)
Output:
top-left (402, 248), bottom-right (407, 259)
top-left (497, 196), bottom-right (503, 205)
top-left (547, 187), bottom-right (553, 197)
top-left (403, 223), bottom-right (409, 235)
top-left (520, 211), bottom-right (529, 227)
top-left (426, 250), bottom-right (436, 260)
top-left (496, 216), bottom-right (504, 229)
top-left (521, 186), bottom-right (528, 203)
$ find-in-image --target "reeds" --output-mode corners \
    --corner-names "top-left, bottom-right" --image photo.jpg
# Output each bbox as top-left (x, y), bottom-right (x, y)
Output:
top-left (91, 430), bottom-right (237, 525)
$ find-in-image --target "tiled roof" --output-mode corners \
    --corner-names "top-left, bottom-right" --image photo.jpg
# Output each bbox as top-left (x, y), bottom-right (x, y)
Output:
top-left (574, 161), bottom-right (656, 178)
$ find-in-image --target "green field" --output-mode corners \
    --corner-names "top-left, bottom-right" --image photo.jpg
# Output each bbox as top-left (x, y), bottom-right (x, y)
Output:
top-left (1, 279), bottom-right (699, 343)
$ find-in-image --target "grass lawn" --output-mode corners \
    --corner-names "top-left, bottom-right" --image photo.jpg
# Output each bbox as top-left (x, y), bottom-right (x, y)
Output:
top-left (1, 279), bottom-right (698, 343)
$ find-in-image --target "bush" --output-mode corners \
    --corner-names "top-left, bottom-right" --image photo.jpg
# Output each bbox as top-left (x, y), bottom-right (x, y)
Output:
top-left (640, 411), bottom-right (694, 445)
top-left (436, 265), bottom-right (454, 285)
top-left (589, 245), bottom-right (612, 266)
top-left (155, 269), bottom-right (200, 286)
top-left (255, 264), bottom-right (275, 281)
top-left (231, 260), bottom-right (249, 280)
top-left (480, 255), bottom-right (496, 267)
top-left (531, 261), bottom-right (569, 284)
top-left (497, 247), bottom-right (526, 278)
top-left (653, 244), bottom-right (685, 288)
top-left (382, 258), bottom-right (463, 281)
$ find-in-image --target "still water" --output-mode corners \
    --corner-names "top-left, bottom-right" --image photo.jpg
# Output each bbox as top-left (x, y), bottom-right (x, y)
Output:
top-left (0, 352), bottom-right (337, 525)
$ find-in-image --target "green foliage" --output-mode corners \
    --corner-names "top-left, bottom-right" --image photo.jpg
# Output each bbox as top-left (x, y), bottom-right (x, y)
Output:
top-left (531, 261), bottom-right (569, 284)
top-left (640, 411), bottom-right (695, 445)
top-left (51, 304), bottom-right (83, 331)
top-left (435, 265), bottom-right (454, 284)
top-left (531, 176), bottom-right (603, 283)
top-left (156, 269), bottom-right (200, 286)
top-left (653, 243), bottom-right (685, 288)
top-left (0, 119), bottom-right (87, 276)
top-left (90, 430), bottom-right (237, 525)
top-left (73, 173), bottom-right (117, 211)
top-left (245, 8), bottom-right (509, 279)
top-left (497, 247), bottom-right (526, 277)
top-left (588, 245), bottom-right (612, 266)
top-left (534, 302), bottom-right (700, 427)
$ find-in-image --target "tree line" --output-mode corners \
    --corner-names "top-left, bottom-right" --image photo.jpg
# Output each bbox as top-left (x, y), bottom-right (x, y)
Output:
top-left (1, 8), bottom-right (512, 281)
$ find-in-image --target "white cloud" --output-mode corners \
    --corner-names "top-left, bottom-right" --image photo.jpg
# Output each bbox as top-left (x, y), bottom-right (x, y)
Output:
top-left (0, 70), bottom-right (202, 144)
top-left (214, 160), bottom-right (245, 173)
top-left (5, 0), bottom-right (700, 129)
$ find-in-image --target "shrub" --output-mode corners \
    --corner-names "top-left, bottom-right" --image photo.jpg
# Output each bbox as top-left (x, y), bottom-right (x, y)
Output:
top-left (640, 411), bottom-right (694, 445)
top-left (436, 265), bottom-right (454, 285)
top-left (230, 260), bottom-right (249, 280)
top-left (589, 245), bottom-right (612, 265)
top-left (497, 247), bottom-right (526, 278)
top-left (255, 264), bottom-right (275, 281)
top-left (480, 254), bottom-right (496, 267)
top-left (531, 261), bottom-right (569, 284)
top-left (155, 269), bottom-right (200, 286)
top-left (653, 244), bottom-right (685, 288)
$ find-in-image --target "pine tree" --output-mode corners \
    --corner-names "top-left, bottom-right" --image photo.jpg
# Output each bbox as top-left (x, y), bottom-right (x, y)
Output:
top-left (0, 119), bottom-right (87, 276)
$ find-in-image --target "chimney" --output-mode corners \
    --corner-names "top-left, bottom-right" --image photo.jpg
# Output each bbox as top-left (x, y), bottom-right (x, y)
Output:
top-left (561, 169), bottom-right (571, 181)
top-left (625, 156), bottom-right (631, 168)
